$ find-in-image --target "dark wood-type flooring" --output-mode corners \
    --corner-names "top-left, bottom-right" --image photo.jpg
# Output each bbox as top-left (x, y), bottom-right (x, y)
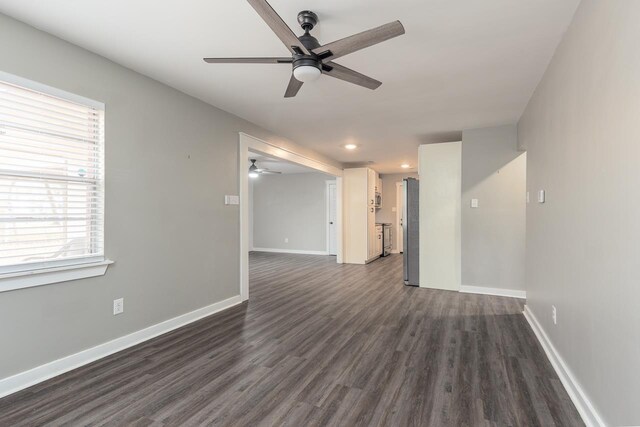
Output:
top-left (0, 253), bottom-right (583, 426)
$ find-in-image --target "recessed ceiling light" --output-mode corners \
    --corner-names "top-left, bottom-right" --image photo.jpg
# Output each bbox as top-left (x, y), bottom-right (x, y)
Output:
top-left (401, 164), bottom-right (411, 169)
top-left (344, 144), bottom-right (358, 150)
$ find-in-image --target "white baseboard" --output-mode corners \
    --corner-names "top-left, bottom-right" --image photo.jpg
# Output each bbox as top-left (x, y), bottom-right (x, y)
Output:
top-left (523, 305), bottom-right (605, 427)
top-left (0, 295), bottom-right (243, 399)
top-left (460, 285), bottom-right (526, 299)
top-left (391, 249), bottom-right (400, 254)
top-left (252, 247), bottom-right (329, 255)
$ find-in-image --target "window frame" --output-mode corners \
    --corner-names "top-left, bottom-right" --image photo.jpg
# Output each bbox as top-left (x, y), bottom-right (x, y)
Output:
top-left (0, 71), bottom-right (111, 291)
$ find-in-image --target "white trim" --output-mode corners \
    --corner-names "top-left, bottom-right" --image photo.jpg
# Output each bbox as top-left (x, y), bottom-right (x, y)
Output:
top-left (391, 249), bottom-right (401, 254)
top-left (0, 70), bottom-right (104, 109)
top-left (239, 133), bottom-right (343, 302)
top-left (0, 260), bottom-right (113, 293)
top-left (0, 295), bottom-right (242, 399)
top-left (336, 176), bottom-right (344, 264)
top-left (523, 305), bottom-right (606, 427)
top-left (239, 133), bottom-right (342, 177)
top-left (326, 180), bottom-right (331, 254)
top-left (0, 255), bottom-right (106, 275)
top-left (252, 247), bottom-right (330, 256)
top-left (239, 136), bottom-right (250, 302)
top-left (460, 285), bottom-right (526, 299)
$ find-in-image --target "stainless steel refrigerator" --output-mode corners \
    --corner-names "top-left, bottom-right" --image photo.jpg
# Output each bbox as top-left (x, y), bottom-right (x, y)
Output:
top-left (403, 178), bottom-right (419, 286)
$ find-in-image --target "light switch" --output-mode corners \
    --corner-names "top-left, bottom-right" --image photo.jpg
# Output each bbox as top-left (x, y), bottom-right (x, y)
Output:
top-left (225, 195), bottom-right (240, 205)
top-left (526, 191), bottom-right (530, 204)
top-left (113, 298), bottom-right (124, 315)
top-left (538, 190), bottom-right (545, 203)
top-left (471, 198), bottom-right (479, 208)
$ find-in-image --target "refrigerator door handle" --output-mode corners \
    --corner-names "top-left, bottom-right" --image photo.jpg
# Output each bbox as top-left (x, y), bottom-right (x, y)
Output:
top-left (403, 178), bottom-right (419, 286)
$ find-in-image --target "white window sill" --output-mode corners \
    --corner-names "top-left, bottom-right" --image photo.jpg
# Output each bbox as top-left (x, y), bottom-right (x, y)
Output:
top-left (0, 260), bottom-right (114, 293)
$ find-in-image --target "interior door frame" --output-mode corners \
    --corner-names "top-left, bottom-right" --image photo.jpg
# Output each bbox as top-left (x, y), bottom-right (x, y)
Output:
top-left (326, 180), bottom-right (337, 255)
top-left (239, 133), bottom-right (343, 301)
top-left (396, 181), bottom-right (404, 253)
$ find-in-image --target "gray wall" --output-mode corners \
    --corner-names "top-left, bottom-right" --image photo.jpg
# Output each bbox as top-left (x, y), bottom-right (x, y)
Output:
top-left (0, 13), bottom-right (339, 380)
top-left (252, 173), bottom-right (331, 252)
top-left (376, 173), bottom-right (418, 252)
top-left (518, 1), bottom-right (640, 424)
top-left (461, 125), bottom-right (526, 291)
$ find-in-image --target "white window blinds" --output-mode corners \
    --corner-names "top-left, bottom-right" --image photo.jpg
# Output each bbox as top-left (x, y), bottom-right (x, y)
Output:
top-left (0, 74), bottom-right (105, 274)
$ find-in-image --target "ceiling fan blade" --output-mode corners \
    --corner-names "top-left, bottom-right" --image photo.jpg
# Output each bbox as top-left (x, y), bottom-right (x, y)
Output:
top-left (322, 62), bottom-right (382, 90)
top-left (312, 21), bottom-right (405, 62)
top-left (247, 0), bottom-right (310, 55)
top-left (261, 170), bottom-right (282, 174)
top-left (284, 75), bottom-right (303, 98)
top-left (204, 57), bottom-right (292, 64)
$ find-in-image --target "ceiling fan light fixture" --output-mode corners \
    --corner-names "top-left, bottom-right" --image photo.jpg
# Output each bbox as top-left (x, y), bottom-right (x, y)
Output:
top-left (344, 144), bottom-right (358, 150)
top-left (249, 171), bottom-right (260, 178)
top-left (293, 65), bottom-right (321, 83)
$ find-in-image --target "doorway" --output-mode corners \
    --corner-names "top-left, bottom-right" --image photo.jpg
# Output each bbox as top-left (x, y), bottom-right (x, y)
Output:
top-left (239, 133), bottom-right (343, 301)
top-left (326, 181), bottom-right (337, 255)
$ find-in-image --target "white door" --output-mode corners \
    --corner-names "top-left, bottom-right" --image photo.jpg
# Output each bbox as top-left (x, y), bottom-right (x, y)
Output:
top-left (328, 182), bottom-right (338, 255)
top-left (396, 182), bottom-right (404, 253)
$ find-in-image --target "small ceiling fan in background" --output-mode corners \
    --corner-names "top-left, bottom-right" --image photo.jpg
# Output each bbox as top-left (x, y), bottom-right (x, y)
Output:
top-left (249, 159), bottom-right (282, 178)
top-left (204, 0), bottom-right (405, 97)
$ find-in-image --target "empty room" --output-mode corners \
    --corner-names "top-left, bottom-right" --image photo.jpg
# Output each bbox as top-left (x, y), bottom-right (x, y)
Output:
top-left (0, 0), bottom-right (638, 426)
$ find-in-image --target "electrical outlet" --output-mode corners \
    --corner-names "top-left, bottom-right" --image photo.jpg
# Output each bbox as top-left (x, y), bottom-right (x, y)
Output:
top-left (552, 305), bottom-right (557, 325)
top-left (113, 298), bottom-right (124, 315)
top-left (284, 238), bottom-right (289, 243)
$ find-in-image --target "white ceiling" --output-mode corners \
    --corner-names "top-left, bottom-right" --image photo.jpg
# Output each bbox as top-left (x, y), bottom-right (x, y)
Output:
top-left (0, 0), bottom-right (579, 173)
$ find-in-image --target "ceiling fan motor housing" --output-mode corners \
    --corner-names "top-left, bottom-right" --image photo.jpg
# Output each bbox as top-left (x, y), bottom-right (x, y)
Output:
top-left (297, 10), bottom-right (318, 31)
top-left (293, 11), bottom-right (322, 73)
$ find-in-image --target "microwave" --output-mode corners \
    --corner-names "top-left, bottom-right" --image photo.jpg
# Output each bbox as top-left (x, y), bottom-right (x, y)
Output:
top-left (374, 192), bottom-right (382, 208)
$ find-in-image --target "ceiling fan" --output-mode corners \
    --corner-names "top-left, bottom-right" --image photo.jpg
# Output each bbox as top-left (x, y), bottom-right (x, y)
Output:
top-left (204, 0), bottom-right (405, 98)
top-left (249, 159), bottom-right (282, 178)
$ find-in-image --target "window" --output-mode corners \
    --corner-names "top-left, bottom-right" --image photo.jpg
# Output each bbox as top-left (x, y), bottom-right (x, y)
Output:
top-left (0, 73), bottom-right (105, 275)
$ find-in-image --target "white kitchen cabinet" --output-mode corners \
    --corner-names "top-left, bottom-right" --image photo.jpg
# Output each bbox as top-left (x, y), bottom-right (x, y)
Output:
top-left (367, 168), bottom-right (377, 207)
top-left (343, 167), bottom-right (382, 264)
top-left (375, 225), bottom-right (383, 256)
top-left (367, 206), bottom-right (377, 259)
